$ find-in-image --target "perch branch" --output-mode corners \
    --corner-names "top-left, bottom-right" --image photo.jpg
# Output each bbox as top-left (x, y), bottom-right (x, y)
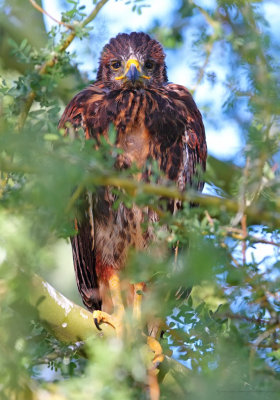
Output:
top-left (26, 272), bottom-right (191, 399)
top-left (29, 273), bottom-right (114, 342)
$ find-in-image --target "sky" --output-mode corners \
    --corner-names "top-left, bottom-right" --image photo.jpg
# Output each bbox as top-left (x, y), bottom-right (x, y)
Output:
top-left (41, 0), bottom-right (249, 160)
top-left (41, 0), bottom-right (280, 162)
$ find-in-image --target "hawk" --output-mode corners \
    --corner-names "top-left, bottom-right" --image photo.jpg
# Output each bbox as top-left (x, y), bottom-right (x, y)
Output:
top-left (59, 32), bottom-right (207, 339)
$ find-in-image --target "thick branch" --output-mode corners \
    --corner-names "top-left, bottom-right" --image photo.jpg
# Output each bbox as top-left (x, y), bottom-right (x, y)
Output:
top-left (29, 273), bottom-right (114, 342)
top-left (28, 273), bottom-right (189, 390)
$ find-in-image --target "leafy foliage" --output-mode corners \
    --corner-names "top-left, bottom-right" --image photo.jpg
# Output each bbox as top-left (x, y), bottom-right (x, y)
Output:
top-left (0, 0), bottom-right (280, 399)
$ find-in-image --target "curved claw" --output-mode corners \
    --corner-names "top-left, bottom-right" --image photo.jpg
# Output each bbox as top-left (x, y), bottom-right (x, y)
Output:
top-left (92, 309), bottom-right (123, 337)
top-left (94, 317), bottom-right (102, 331)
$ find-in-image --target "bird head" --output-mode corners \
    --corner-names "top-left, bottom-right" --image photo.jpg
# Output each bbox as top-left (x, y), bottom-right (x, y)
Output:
top-left (97, 32), bottom-right (168, 89)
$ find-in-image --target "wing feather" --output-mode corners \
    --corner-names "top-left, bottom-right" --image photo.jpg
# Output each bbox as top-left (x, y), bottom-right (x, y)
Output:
top-left (165, 83), bottom-right (207, 192)
top-left (71, 215), bottom-right (101, 311)
top-left (59, 85), bottom-right (107, 311)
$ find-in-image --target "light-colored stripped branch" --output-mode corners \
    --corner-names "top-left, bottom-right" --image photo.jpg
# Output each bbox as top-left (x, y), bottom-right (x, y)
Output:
top-left (29, 0), bottom-right (73, 30)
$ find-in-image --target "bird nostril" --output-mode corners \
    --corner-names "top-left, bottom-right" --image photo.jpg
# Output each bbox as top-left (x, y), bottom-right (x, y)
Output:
top-left (126, 64), bottom-right (140, 83)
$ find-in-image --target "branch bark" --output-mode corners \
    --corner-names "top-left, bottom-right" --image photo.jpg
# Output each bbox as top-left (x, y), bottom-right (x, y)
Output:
top-left (29, 273), bottom-right (114, 342)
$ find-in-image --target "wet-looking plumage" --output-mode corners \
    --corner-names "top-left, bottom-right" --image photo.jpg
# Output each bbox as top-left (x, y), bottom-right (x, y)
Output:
top-left (59, 32), bottom-right (207, 314)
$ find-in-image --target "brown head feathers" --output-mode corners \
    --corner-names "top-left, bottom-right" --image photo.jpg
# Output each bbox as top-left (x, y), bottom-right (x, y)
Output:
top-left (96, 32), bottom-right (168, 87)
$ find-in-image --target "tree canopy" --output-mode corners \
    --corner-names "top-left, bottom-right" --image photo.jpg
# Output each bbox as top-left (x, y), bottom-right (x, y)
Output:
top-left (0, 0), bottom-right (280, 399)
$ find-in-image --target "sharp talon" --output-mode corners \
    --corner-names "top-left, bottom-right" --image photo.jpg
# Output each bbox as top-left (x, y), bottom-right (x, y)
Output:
top-left (92, 309), bottom-right (124, 337)
top-left (94, 317), bottom-right (102, 331)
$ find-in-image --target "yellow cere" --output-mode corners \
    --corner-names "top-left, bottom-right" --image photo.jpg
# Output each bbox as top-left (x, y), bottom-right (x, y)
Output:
top-left (126, 58), bottom-right (141, 71)
top-left (115, 58), bottom-right (151, 81)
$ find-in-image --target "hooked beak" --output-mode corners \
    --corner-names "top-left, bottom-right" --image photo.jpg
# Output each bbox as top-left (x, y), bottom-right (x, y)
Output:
top-left (126, 63), bottom-right (140, 84)
top-left (115, 58), bottom-right (150, 83)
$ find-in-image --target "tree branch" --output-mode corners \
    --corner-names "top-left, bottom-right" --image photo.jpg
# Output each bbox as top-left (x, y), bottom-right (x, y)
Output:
top-left (89, 175), bottom-right (280, 227)
top-left (0, 156), bottom-right (279, 227)
top-left (225, 227), bottom-right (280, 248)
top-left (27, 273), bottom-right (190, 391)
top-left (29, 273), bottom-right (114, 342)
top-left (17, 0), bottom-right (109, 131)
top-left (29, 0), bottom-right (73, 30)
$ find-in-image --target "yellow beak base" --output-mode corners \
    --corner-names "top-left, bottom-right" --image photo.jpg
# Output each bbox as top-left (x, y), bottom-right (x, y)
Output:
top-left (115, 59), bottom-right (151, 81)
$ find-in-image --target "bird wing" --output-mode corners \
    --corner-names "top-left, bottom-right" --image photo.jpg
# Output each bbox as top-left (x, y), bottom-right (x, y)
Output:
top-left (158, 83), bottom-right (207, 300)
top-left (58, 82), bottom-right (108, 141)
top-left (58, 84), bottom-right (107, 311)
top-left (71, 204), bottom-right (101, 311)
top-left (162, 83), bottom-right (207, 193)
top-left (141, 83), bottom-right (206, 213)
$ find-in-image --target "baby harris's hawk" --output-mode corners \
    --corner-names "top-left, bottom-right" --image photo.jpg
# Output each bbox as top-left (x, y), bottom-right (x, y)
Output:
top-left (59, 32), bottom-right (207, 336)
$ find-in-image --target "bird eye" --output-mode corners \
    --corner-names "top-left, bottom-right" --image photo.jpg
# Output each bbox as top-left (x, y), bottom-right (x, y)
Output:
top-left (111, 61), bottom-right (121, 70)
top-left (145, 60), bottom-right (154, 70)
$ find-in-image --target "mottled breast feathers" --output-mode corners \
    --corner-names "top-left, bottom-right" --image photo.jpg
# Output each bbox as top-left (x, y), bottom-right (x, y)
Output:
top-left (59, 81), bottom-right (206, 189)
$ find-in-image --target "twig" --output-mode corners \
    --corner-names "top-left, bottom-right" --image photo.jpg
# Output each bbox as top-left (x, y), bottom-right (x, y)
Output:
top-left (192, 43), bottom-right (213, 93)
top-left (189, 1), bottom-right (219, 93)
top-left (174, 240), bottom-right (179, 265)
top-left (220, 240), bottom-right (240, 268)
top-left (241, 214), bottom-right (247, 264)
top-left (190, 0), bottom-right (219, 30)
top-left (29, 0), bottom-right (73, 30)
top-left (66, 184), bottom-right (85, 213)
top-left (253, 323), bottom-right (280, 349)
top-left (205, 210), bottom-right (214, 226)
top-left (225, 227), bottom-right (280, 248)
top-left (219, 312), bottom-right (268, 325)
top-left (17, 0), bottom-right (109, 132)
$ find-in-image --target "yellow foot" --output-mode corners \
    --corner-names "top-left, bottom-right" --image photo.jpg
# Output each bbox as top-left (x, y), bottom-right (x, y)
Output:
top-left (147, 336), bottom-right (164, 366)
top-left (92, 310), bottom-right (123, 337)
top-left (146, 337), bottom-right (163, 400)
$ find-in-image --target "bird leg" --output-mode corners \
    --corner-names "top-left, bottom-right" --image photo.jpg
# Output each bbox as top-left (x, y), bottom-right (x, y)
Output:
top-left (133, 283), bottom-right (164, 363)
top-left (133, 282), bottom-right (164, 363)
top-left (93, 273), bottom-right (125, 337)
top-left (133, 282), bottom-right (145, 323)
top-left (147, 319), bottom-right (166, 400)
top-left (132, 283), bottom-right (164, 400)
top-left (148, 367), bottom-right (161, 400)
